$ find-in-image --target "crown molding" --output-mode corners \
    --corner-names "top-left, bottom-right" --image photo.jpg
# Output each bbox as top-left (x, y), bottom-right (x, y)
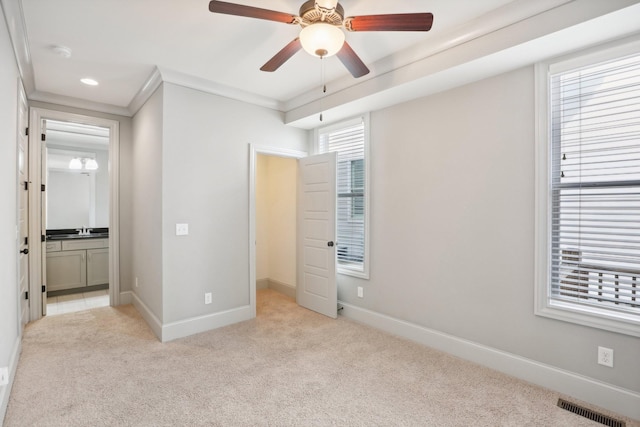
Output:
top-left (285, 0), bottom-right (640, 129)
top-left (127, 67), bottom-right (163, 116)
top-left (156, 67), bottom-right (284, 112)
top-left (29, 91), bottom-right (131, 117)
top-left (1, 0), bottom-right (35, 95)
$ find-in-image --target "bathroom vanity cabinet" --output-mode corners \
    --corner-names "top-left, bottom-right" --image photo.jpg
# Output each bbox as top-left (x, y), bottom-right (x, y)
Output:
top-left (46, 238), bottom-right (109, 292)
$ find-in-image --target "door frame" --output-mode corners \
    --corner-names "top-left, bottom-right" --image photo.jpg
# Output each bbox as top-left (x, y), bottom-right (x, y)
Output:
top-left (248, 144), bottom-right (307, 318)
top-left (28, 107), bottom-right (120, 320)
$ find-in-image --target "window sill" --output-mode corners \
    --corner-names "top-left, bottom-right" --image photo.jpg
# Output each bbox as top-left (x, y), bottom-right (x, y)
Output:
top-left (338, 265), bottom-right (369, 280)
top-left (535, 301), bottom-right (640, 338)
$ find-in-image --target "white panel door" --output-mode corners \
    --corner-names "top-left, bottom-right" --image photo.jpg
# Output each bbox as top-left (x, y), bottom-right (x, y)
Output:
top-left (17, 84), bottom-right (29, 328)
top-left (297, 152), bottom-right (337, 318)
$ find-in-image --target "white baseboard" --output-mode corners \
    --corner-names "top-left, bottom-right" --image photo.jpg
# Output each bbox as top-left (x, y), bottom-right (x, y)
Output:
top-left (338, 301), bottom-right (640, 421)
top-left (130, 291), bottom-right (253, 343)
top-left (119, 290), bottom-right (133, 305)
top-left (256, 278), bottom-right (269, 290)
top-left (0, 335), bottom-right (22, 424)
top-left (131, 292), bottom-right (163, 341)
top-left (267, 279), bottom-right (296, 299)
top-left (161, 305), bottom-right (252, 342)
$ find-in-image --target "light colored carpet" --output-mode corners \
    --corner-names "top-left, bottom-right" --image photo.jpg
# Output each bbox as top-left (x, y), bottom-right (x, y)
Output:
top-left (4, 289), bottom-right (636, 426)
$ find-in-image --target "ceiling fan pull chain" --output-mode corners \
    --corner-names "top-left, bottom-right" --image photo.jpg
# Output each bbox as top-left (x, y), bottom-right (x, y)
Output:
top-left (320, 56), bottom-right (326, 121)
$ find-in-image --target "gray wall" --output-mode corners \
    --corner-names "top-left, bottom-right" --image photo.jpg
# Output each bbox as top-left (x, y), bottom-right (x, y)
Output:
top-left (160, 82), bottom-right (307, 324)
top-left (131, 86), bottom-right (164, 320)
top-left (338, 66), bottom-right (640, 393)
top-left (0, 4), bottom-right (20, 414)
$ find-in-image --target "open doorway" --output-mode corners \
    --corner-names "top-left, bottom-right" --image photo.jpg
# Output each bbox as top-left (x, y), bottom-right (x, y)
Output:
top-left (28, 107), bottom-right (120, 322)
top-left (248, 145), bottom-right (306, 318)
top-left (255, 154), bottom-right (298, 313)
top-left (43, 120), bottom-right (111, 316)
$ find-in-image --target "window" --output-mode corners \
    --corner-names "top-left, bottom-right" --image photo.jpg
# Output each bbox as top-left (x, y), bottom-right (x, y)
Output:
top-left (317, 115), bottom-right (369, 278)
top-left (535, 39), bottom-right (640, 337)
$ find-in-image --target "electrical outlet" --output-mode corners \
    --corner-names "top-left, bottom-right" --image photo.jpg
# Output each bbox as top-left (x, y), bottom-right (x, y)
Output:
top-left (204, 292), bottom-right (212, 305)
top-left (598, 346), bottom-right (614, 367)
top-left (0, 367), bottom-right (8, 386)
top-left (176, 223), bottom-right (189, 236)
top-left (357, 286), bottom-right (364, 298)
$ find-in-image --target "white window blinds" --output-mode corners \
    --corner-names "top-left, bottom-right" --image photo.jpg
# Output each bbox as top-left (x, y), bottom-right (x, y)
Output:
top-left (549, 51), bottom-right (640, 318)
top-left (319, 119), bottom-right (367, 273)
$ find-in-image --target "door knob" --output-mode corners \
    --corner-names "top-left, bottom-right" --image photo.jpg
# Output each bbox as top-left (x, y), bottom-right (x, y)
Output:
top-left (327, 241), bottom-right (334, 247)
top-left (20, 248), bottom-right (29, 254)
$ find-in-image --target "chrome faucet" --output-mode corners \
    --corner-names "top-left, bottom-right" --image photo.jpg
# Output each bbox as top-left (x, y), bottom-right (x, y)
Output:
top-left (76, 226), bottom-right (92, 236)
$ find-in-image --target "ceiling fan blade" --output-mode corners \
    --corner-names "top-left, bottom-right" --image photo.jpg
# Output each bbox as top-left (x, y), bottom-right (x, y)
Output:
top-left (260, 38), bottom-right (302, 72)
top-left (209, 1), bottom-right (297, 24)
top-left (336, 42), bottom-right (369, 78)
top-left (345, 13), bottom-right (433, 32)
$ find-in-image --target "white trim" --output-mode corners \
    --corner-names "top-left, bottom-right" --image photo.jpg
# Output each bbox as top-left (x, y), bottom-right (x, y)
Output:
top-left (533, 39), bottom-right (640, 338)
top-left (131, 291), bottom-right (162, 340)
top-left (119, 290), bottom-right (133, 305)
top-left (0, 336), bottom-right (22, 424)
top-left (248, 144), bottom-right (308, 319)
top-left (28, 108), bottom-right (121, 319)
top-left (339, 301), bottom-right (640, 421)
top-left (28, 92), bottom-right (130, 117)
top-left (127, 67), bottom-right (163, 116)
top-left (158, 67), bottom-right (283, 112)
top-left (0, 0), bottom-right (35, 96)
top-left (315, 114), bottom-right (370, 280)
top-left (161, 306), bottom-right (252, 343)
top-left (266, 279), bottom-right (296, 299)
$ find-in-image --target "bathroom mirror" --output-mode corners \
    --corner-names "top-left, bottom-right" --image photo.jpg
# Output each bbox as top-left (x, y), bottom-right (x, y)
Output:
top-left (45, 120), bottom-right (110, 230)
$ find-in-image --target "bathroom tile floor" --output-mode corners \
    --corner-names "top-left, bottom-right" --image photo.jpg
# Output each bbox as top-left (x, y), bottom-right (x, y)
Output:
top-left (46, 289), bottom-right (109, 316)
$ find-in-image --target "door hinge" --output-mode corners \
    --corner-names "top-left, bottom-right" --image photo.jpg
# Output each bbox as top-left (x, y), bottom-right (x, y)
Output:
top-left (41, 234), bottom-right (45, 242)
top-left (25, 291), bottom-right (28, 300)
top-left (23, 181), bottom-right (28, 191)
top-left (42, 285), bottom-right (46, 293)
top-left (41, 133), bottom-right (46, 141)
top-left (41, 184), bottom-right (46, 192)
top-left (25, 127), bottom-right (29, 136)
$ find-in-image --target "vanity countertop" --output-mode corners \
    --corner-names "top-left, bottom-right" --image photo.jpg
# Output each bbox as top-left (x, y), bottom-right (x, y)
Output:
top-left (46, 228), bottom-right (109, 241)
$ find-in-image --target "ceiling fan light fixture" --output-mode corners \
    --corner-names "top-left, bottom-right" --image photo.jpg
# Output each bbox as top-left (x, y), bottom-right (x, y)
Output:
top-left (299, 23), bottom-right (345, 58)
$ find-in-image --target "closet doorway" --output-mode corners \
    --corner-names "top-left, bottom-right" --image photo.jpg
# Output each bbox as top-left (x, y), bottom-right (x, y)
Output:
top-left (249, 145), bottom-right (306, 318)
top-left (255, 153), bottom-right (298, 306)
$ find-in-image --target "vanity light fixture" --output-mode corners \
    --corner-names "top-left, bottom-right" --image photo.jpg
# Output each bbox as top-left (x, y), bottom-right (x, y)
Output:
top-left (69, 157), bottom-right (98, 171)
top-left (80, 78), bottom-right (99, 86)
top-left (69, 158), bottom-right (82, 169)
top-left (84, 158), bottom-right (99, 170)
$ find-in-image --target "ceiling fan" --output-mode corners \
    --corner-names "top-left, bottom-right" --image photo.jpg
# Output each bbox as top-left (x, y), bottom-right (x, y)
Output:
top-left (208, 0), bottom-right (434, 78)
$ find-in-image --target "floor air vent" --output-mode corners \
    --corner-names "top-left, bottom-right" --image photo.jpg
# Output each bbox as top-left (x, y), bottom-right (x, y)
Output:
top-left (557, 398), bottom-right (625, 427)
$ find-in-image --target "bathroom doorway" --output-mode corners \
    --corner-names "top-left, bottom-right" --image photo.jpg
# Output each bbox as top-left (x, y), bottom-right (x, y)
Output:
top-left (43, 119), bottom-right (111, 316)
top-left (28, 107), bottom-right (120, 321)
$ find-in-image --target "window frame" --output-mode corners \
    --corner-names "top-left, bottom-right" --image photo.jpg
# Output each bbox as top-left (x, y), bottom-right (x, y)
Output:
top-left (534, 36), bottom-right (640, 337)
top-left (315, 114), bottom-right (370, 280)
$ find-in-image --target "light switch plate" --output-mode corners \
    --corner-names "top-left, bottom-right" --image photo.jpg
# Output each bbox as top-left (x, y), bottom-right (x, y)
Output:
top-left (176, 223), bottom-right (189, 236)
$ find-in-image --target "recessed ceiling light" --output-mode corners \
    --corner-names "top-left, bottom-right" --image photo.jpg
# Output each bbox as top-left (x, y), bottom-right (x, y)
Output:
top-left (80, 78), bottom-right (99, 86)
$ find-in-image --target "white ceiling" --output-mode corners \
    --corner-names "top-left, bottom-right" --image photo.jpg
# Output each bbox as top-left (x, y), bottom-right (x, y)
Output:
top-left (20, 0), bottom-right (515, 106)
top-left (6, 0), bottom-right (640, 127)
